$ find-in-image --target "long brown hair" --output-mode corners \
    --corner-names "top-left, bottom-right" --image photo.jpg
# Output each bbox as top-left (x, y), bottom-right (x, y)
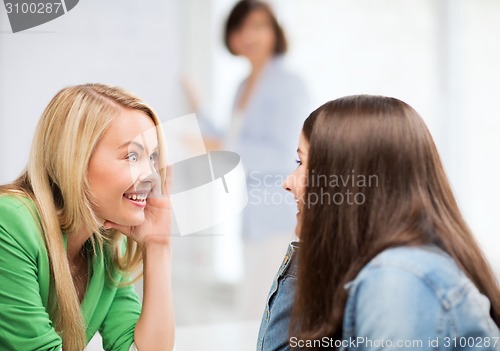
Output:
top-left (292, 95), bottom-right (500, 344)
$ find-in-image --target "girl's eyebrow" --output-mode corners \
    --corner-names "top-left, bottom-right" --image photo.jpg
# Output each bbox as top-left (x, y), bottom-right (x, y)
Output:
top-left (118, 140), bottom-right (144, 151)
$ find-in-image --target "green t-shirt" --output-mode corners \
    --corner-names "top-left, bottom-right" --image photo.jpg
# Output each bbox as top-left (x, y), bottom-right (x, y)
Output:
top-left (0, 195), bottom-right (142, 351)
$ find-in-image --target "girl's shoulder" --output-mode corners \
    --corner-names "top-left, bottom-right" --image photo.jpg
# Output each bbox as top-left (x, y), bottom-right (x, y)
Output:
top-left (343, 246), bottom-right (499, 342)
top-left (0, 193), bottom-right (38, 223)
top-left (0, 192), bottom-right (33, 206)
top-left (0, 194), bottom-right (43, 254)
top-left (365, 246), bottom-right (459, 275)
top-left (349, 246), bottom-right (467, 293)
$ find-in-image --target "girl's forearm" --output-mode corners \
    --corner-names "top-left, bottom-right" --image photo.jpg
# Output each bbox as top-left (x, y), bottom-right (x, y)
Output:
top-left (134, 240), bottom-right (174, 351)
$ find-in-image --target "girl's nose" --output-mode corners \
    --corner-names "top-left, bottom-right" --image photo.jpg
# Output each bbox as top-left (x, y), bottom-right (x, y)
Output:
top-left (137, 157), bottom-right (159, 183)
top-left (283, 173), bottom-right (293, 192)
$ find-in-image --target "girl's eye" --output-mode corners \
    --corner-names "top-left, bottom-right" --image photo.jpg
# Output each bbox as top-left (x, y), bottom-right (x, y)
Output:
top-left (150, 152), bottom-right (160, 172)
top-left (150, 152), bottom-right (158, 162)
top-left (295, 158), bottom-right (302, 166)
top-left (127, 153), bottom-right (138, 162)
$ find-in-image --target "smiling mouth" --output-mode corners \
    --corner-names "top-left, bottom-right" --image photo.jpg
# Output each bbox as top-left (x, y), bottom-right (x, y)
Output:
top-left (123, 192), bottom-right (148, 203)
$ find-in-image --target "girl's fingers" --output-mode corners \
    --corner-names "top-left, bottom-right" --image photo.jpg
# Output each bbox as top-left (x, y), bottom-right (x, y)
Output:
top-left (147, 165), bottom-right (172, 207)
top-left (158, 164), bottom-right (173, 197)
top-left (165, 164), bottom-right (174, 191)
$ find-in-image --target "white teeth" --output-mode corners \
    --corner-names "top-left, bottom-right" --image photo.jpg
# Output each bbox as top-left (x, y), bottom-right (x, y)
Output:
top-left (125, 193), bottom-right (147, 201)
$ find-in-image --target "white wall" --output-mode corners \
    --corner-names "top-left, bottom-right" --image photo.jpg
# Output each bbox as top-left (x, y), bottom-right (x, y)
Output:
top-left (0, 0), bottom-right (183, 183)
top-left (461, 0), bottom-right (500, 270)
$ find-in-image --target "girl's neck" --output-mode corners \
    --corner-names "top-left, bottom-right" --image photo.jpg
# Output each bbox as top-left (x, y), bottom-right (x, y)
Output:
top-left (66, 227), bottom-right (92, 263)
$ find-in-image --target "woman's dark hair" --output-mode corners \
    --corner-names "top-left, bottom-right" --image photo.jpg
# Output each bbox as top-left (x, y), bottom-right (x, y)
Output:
top-left (291, 95), bottom-right (500, 346)
top-left (224, 0), bottom-right (287, 56)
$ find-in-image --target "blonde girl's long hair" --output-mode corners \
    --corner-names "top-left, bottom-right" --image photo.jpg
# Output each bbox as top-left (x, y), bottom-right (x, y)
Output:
top-left (0, 83), bottom-right (167, 351)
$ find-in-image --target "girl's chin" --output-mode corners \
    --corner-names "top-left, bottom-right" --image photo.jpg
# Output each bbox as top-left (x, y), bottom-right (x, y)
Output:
top-left (111, 214), bottom-right (145, 228)
top-left (126, 218), bottom-right (146, 227)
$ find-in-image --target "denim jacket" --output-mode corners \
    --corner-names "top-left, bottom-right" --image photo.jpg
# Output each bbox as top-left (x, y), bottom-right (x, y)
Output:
top-left (258, 245), bottom-right (499, 351)
top-left (341, 246), bottom-right (500, 350)
top-left (257, 242), bottom-right (298, 351)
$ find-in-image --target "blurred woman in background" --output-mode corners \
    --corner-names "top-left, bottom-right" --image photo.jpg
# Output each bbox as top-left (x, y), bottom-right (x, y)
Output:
top-left (225, 0), bottom-right (309, 318)
top-left (189, 0), bottom-right (310, 319)
top-left (197, 0), bottom-right (310, 239)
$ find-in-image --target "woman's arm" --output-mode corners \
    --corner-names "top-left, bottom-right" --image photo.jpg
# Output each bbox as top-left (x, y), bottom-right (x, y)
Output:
top-left (133, 237), bottom-right (174, 351)
top-left (104, 173), bottom-right (175, 351)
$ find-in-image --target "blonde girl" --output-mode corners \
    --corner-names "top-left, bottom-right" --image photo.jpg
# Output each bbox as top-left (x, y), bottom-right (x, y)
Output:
top-left (0, 84), bottom-right (174, 351)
